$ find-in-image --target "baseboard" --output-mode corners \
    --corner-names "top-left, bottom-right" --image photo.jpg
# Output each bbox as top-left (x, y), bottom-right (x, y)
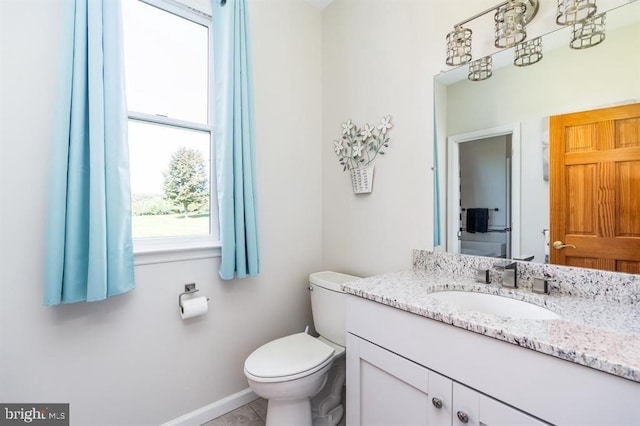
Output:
top-left (161, 388), bottom-right (259, 426)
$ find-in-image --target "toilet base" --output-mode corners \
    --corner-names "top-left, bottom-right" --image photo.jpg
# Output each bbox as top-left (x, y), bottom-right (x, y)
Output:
top-left (312, 404), bottom-right (343, 426)
top-left (266, 398), bottom-right (312, 426)
top-left (258, 356), bottom-right (346, 426)
top-left (250, 361), bottom-right (332, 426)
top-left (311, 355), bottom-right (346, 426)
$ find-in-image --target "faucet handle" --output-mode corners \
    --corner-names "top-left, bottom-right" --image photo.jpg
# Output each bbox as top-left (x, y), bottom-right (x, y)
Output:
top-left (493, 260), bottom-right (518, 288)
top-left (476, 268), bottom-right (491, 284)
top-left (532, 276), bottom-right (555, 294)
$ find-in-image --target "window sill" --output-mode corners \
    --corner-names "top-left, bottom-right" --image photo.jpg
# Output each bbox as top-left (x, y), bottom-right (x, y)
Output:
top-left (134, 239), bottom-right (221, 266)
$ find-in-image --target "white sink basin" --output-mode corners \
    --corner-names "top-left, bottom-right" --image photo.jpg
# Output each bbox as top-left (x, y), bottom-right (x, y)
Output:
top-left (426, 291), bottom-right (560, 320)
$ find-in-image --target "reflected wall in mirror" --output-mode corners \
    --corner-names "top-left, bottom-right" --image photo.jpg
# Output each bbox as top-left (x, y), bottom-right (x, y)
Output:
top-left (434, 0), bottom-right (640, 271)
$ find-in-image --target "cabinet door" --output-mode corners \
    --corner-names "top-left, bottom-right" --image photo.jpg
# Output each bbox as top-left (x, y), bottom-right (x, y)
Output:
top-left (478, 396), bottom-right (547, 426)
top-left (452, 382), bottom-right (547, 426)
top-left (347, 333), bottom-right (451, 426)
top-left (453, 382), bottom-right (480, 426)
top-left (427, 370), bottom-right (453, 426)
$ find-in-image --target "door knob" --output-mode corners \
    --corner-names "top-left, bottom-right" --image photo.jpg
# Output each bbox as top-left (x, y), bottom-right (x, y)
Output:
top-left (553, 240), bottom-right (576, 250)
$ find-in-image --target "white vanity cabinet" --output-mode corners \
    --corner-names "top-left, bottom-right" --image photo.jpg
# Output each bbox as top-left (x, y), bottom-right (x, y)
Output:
top-left (452, 382), bottom-right (545, 426)
top-left (346, 332), bottom-right (451, 425)
top-left (346, 294), bottom-right (640, 426)
top-left (347, 332), bottom-right (545, 426)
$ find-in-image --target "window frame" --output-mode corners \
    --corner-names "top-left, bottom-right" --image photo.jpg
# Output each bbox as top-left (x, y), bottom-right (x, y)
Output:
top-left (124, 0), bottom-right (220, 265)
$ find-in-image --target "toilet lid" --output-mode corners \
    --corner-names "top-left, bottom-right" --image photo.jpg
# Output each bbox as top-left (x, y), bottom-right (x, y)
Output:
top-left (244, 333), bottom-right (335, 378)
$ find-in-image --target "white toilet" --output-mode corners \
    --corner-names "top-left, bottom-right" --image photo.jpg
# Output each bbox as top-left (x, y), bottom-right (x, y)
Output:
top-left (244, 271), bottom-right (359, 426)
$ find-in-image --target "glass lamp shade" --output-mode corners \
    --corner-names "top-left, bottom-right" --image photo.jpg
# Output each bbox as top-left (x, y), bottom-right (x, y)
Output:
top-left (514, 37), bottom-right (543, 66)
top-left (468, 56), bottom-right (493, 81)
top-left (495, 1), bottom-right (527, 48)
top-left (570, 12), bottom-right (606, 49)
top-left (446, 26), bottom-right (473, 66)
top-left (556, 0), bottom-right (597, 25)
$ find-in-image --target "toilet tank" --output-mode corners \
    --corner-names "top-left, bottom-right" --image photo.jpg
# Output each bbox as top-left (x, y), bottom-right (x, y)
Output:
top-left (309, 271), bottom-right (360, 347)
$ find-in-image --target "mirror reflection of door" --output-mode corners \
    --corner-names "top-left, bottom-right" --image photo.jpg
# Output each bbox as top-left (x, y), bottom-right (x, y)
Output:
top-left (459, 136), bottom-right (512, 259)
top-left (550, 103), bottom-right (640, 273)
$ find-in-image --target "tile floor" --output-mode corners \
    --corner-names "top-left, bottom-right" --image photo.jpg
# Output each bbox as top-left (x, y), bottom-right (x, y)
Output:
top-left (202, 398), bottom-right (267, 426)
top-left (201, 398), bottom-right (346, 426)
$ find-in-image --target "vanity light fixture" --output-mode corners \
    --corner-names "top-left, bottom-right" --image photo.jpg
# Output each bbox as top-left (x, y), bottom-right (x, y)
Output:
top-left (444, 0), bottom-right (605, 79)
top-left (495, 1), bottom-right (528, 48)
top-left (556, 0), bottom-right (597, 26)
top-left (468, 56), bottom-right (493, 81)
top-left (570, 12), bottom-right (606, 49)
top-left (514, 37), bottom-right (543, 66)
top-left (445, 0), bottom-right (539, 80)
top-left (446, 25), bottom-right (473, 66)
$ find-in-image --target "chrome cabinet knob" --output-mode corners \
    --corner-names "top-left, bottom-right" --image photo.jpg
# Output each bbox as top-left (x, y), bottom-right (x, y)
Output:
top-left (431, 397), bottom-right (443, 409)
top-left (307, 285), bottom-right (313, 291)
top-left (457, 411), bottom-right (469, 423)
top-left (553, 240), bottom-right (576, 249)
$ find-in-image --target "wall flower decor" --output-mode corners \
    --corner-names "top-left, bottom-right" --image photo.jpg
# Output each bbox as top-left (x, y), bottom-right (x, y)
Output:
top-left (333, 115), bottom-right (393, 193)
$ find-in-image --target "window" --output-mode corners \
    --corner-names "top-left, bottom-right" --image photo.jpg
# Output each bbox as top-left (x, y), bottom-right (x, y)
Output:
top-left (122, 0), bottom-right (219, 263)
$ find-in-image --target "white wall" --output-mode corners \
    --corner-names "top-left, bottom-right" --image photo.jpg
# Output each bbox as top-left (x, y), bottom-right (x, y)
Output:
top-left (322, 0), bottom-right (442, 276)
top-left (0, 0), bottom-right (322, 424)
top-left (444, 21), bottom-right (640, 263)
top-left (319, 0), bottom-right (498, 276)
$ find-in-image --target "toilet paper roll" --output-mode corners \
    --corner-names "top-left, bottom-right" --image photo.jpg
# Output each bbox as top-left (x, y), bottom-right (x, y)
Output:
top-left (180, 296), bottom-right (208, 319)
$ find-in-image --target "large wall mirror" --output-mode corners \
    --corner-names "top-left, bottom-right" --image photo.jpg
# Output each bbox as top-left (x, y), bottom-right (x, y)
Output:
top-left (434, 0), bottom-right (640, 270)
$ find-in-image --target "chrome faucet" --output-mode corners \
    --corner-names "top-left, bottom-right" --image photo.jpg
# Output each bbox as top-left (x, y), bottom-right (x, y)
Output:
top-left (493, 260), bottom-right (518, 288)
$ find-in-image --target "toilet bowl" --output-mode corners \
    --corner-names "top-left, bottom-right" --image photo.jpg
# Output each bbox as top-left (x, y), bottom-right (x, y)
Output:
top-left (245, 333), bottom-right (343, 426)
top-left (244, 271), bottom-right (359, 426)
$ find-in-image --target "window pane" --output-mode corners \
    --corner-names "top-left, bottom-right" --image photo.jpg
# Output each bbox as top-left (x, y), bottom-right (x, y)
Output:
top-left (123, 1), bottom-right (208, 123)
top-left (129, 120), bottom-right (211, 238)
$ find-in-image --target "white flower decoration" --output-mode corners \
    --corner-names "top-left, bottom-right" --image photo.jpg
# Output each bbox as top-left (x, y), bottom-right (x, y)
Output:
top-left (360, 124), bottom-right (374, 139)
top-left (333, 115), bottom-right (392, 172)
top-left (341, 119), bottom-right (354, 135)
top-left (352, 142), bottom-right (364, 158)
top-left (377, 115), bottom-right (393, 134)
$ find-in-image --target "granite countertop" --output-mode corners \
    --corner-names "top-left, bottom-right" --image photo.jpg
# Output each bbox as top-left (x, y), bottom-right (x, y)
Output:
top-left (342, 269), bottom-right (640, 383)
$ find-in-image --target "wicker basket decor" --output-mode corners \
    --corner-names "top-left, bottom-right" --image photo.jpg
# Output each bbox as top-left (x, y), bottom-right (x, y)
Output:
top-left (333, 116), bottom-right (392, 194)
top-left (350, 166), bottom-right (374, 194)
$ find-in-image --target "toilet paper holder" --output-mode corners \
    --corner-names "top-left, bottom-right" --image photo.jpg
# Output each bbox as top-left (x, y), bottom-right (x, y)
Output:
top-left (178, 283), bottom-right (210, 312)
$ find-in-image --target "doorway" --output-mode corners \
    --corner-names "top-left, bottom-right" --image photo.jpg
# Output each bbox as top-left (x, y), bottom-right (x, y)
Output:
top-left (447, 124), bottom-right (521, 259)
top-left (459, 136), bottom-right (511, 258)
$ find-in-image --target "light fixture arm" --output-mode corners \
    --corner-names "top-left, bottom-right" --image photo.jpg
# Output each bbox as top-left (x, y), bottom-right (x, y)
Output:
top-left (453, 0), bottom-right (539, 28)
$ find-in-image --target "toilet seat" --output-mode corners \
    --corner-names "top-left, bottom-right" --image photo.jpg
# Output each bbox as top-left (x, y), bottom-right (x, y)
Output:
top-left (244, 333), bottom-right (335, 383)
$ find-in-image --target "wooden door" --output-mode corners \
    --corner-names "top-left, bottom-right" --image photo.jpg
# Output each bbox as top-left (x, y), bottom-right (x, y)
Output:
top-left (550, 103), bottom-right (640, 272)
